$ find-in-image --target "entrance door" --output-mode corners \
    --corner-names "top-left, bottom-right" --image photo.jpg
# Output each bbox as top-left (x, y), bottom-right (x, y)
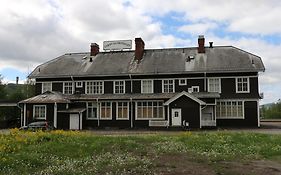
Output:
top-left (69, 114), bottom-right (80, 130)
top-left (172, 109), bottom-right (182, 126)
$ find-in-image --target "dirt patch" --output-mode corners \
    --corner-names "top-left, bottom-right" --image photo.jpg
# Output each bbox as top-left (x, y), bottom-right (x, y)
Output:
top-left (153, 153), bottom-right (281, 175)
top-left (154, 153), bottom-right (216, 175)
top-left (217, 160), bottom-right (281, 175)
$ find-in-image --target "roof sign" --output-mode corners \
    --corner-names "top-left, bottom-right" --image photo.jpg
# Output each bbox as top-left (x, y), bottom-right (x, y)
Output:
top-left (103, 40), bottom-right (132, 51)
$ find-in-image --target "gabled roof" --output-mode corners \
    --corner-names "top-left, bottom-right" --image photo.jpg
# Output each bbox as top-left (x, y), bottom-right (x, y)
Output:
top-left (29, 46), bottom-right (265, 78)
top-left (19, 91), bottom-right (70, 104)
top-left (164, 91), bottom-right (206, 106)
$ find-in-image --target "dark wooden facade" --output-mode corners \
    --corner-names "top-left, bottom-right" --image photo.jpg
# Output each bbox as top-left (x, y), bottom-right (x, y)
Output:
top-left (20, 36), bottom-right (264, 130)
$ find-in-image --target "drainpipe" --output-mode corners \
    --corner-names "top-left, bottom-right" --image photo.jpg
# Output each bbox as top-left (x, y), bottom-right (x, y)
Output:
top-left (129, 74), bottom-right (133, 93)
top-left (97, 98), bottom-right (99, 127)
top-left (129, 74), bottom-right (133, 128)
top-left (130, 98), bottom-right (133, 128)
top-left (204, 72), bottom-right (207, 92)
top-left (71, 76), bottom-right (74, 94)
top-left (17, 103), bottom-right (23, 127)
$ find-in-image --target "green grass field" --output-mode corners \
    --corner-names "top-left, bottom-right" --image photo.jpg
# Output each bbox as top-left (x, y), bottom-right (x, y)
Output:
top-left (1, 129), bottom-right (281, 175)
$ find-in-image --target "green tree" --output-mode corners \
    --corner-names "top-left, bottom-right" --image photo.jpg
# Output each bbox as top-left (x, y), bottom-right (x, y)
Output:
top-left (0, 74), bottom-right (7, 99)
top-left (262, 102), bottom-right (281, 119)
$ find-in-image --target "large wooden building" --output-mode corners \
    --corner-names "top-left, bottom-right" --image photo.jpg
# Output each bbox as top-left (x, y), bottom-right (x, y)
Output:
top-left (19, 36), bottom-right (265, 129)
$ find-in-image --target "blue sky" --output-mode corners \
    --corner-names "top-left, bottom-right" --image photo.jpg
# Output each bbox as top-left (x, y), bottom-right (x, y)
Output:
top-left (0, 0), bottom-right (281, 104)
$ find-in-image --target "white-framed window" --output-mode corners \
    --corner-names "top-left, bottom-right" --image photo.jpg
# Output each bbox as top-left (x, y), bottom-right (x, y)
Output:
top-left (42, 82), bottom-right (52, 93)
top-left (63, 82), bottom-right (74, 94)
top-left (136, 101), bottom-right (164, 120)
top-left (114, 80), bottom-right (125, 94)
top-left (117, 102), bottom-right (129, 120)
top-left (188, 86), bottom-right (199, 93)
top-left (86, 81), bottom-right (104, 94)
top-left (179, 79), bottom-right (187, 86)
top-left (141, 80), bottom-right (153, 93)
top-left (99, 102), bottom-right (112, 120)
top-left (86, 102), bottom-right (97, 120)
top-left (236, 77), bottom-right (250, 93)
top-left (76, 81), bottom-right (83, 88)
top-left (33, 105), bottom-right (46, 120)
top-left (208, 78), bottom-right (221, 93)
top-left (216, 100), bottom-right (244, 119)
top-left (162, 79), bottom-right (174, 93)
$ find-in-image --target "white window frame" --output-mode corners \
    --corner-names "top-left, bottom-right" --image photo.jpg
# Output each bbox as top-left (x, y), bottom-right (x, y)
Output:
top-left (76, 81), bottom-right (83, 88)
top-left (141, 80), bottom-right (154, 94)
top-left (135, 101), bottom-right (165, 120)
top-left (86, 102), bottom-right (98, 120)
top-left (162, 79), bottom-right (175, 93)
top-left (208, 78), bottom-right (221, 93)
top-left (41, 82), bottom-right (52, 93)
top-left (192, 86), bottom-right (200, 92)
top-left (99, 102), bottom-right (112, 120)
top-left (216, 100), bottom-right (244, 119)
top-left (236, 77), bottom-right (250, 93)
top-left (63, 82), bottom-right (74, 94)
top-left (85, 81), bottom-right (104, 94)
top-left (116, 102), bottom-right (130, 120)
top-left (33, 105), bottom-right (46, 120)
top-left (179, 79), bottom-right (187, 86)
top-left (114, 80), bottom-right (125, 94)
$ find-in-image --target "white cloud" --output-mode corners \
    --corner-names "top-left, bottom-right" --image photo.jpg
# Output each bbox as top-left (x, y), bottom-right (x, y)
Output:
top-left (0, 0), bottom-right (280, 104)
top-left (178, 22), bottom-right (218, 35)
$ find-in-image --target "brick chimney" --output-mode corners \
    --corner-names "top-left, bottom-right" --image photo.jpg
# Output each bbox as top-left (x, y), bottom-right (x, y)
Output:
top-left (135, 38), bottom-right (145, 62)
top-left (90, 43), bottom-right (99, 56)
top-left (198, 35), bottom-right (205, 53)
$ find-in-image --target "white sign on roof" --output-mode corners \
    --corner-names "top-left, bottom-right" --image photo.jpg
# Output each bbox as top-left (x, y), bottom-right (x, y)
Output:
top-left (103, 40), bottom-right (132, 51)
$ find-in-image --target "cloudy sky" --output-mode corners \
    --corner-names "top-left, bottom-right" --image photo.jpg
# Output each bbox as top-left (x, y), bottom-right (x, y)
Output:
top-left (0, 0), bottom-right (280, 104)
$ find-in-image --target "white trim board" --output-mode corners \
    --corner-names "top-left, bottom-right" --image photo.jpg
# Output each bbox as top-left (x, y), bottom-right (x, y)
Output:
top-left (164, 91), bottom-right (206, 106)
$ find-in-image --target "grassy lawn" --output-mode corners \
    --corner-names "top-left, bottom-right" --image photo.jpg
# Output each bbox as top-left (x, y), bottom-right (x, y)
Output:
top-left (1, 129), bottom-right (281, 175)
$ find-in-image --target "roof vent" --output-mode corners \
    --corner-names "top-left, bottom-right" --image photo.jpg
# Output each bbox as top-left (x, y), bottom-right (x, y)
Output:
top-left (209, 42), bottom-right (213, 48)
top-left (186, 55), bottom-right (195, 62)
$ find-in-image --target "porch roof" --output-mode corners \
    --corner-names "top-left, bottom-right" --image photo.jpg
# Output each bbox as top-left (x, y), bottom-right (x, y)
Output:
top-left (19, 91), bottom-right (71, 104)
top-left (58, 108), bottom-right (86, 113)
top-left (68, 92), bottom-right (219, 101)
top-left (164, 91), bottom-right (206, 106)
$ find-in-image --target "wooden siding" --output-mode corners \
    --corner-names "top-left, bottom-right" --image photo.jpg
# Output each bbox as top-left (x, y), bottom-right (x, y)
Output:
top-left (217, 101), bottom-right (258, 127)
top-left (169, 96), bottom-right (200, 128)
top-left (133, 80), bottom-right (141, 93)
top-left (25, 103), bottom-right (54, 125)
top-left (35, 83), bottom-right (42, 95)
top-left (104, 81), bottom-right (113, 94)
top-left (52, 82), bottom-right (63, 93)
top-left (220, 77), bottom-right (259, 99)
top-left (125, 81), bottom-right (131, 93)
top-left (154, 80), bottom-right (162, 93)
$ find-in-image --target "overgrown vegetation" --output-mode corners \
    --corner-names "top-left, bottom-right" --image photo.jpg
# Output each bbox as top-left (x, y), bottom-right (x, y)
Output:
top-left (1, 129), bottom-right (281, 174)
top-left (261, 102), bottom-right (281, 119)
top-left (0, 74), bottom-right (34, 122)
